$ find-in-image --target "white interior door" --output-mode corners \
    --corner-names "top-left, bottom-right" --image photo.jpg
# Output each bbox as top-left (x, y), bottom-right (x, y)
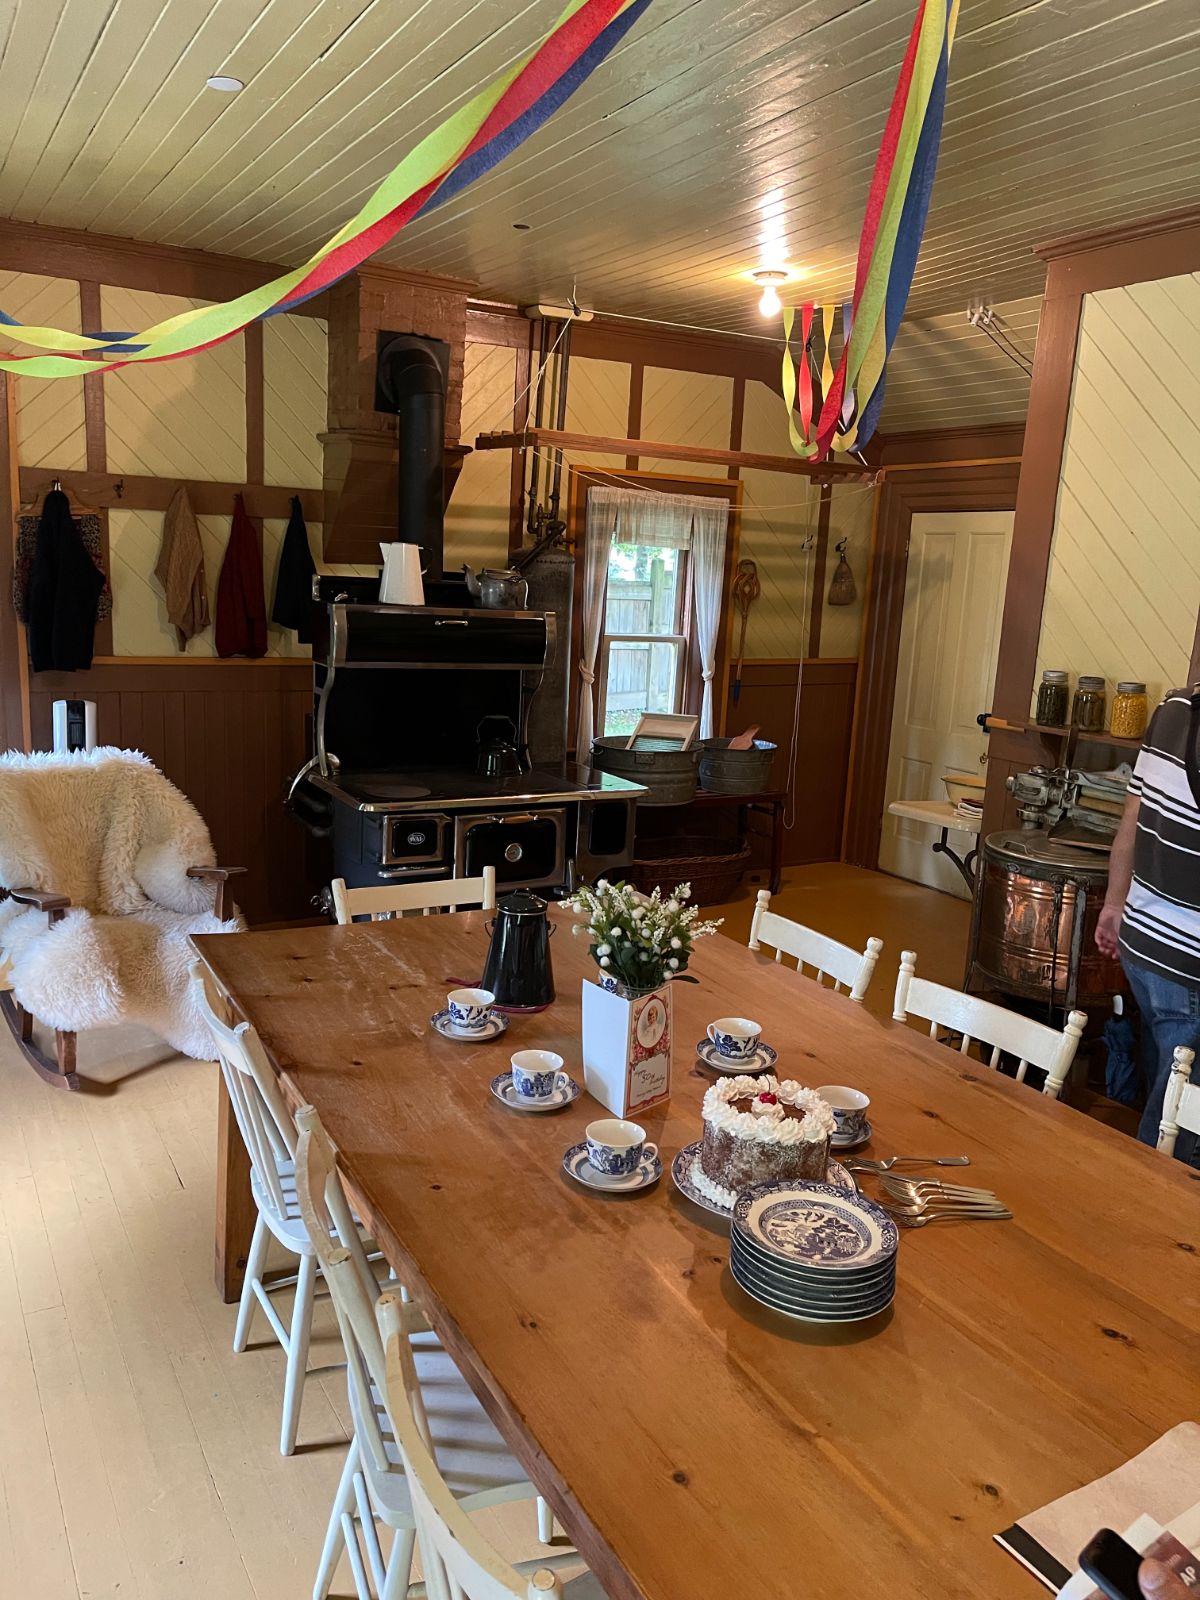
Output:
top-left (879, 511), bottom-right (1013, 897)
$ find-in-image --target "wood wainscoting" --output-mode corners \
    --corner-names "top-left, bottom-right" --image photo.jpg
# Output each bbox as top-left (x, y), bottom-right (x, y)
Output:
top-left (28, 661), bottom-right (320, 925)
top-left (724, 659), bottom-right (858, 865)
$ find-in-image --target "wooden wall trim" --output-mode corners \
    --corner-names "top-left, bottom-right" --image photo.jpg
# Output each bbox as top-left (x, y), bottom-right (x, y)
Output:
top-left (77, 280), bottom-right (107, 471)
top-left (30, 660), bottom-right (311, 693)
top-left (466, 300), bottom-right (780, 385)
top-left (989, 289), bottom-right (1083, 724)
top-left (807, 484), bottom-right (832, 658)
top-left (1036, 205), bottom-right (1200, 286)
top-left (0, 217), bottom-right (327, 318)
top-left (878, 423), bottom-right (1025, 466)
top-left (244, 323), bottom-right (265, 486)
top-left (75, 278), bottom-right (113, 655)
top-left (17, 467), bottom-right (323, 521)
top-left (625, 364), bottom-right (644, 471)
top-left (0, 376), bottom-right (29, 751)
top-left (843, 463), bottom-right (1021, 869)
top-left (980, 206), bottom-right (1200, 838)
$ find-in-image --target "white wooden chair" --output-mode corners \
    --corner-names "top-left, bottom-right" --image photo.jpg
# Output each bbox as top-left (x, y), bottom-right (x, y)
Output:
top-left (294, 1103), bottom-right (558, 1600)
top-left (378, 1292), bottom-right (604, 1600)
top-left (331, 866), bottom-right (497, 924)
top-left (748, 890), bottom-right (883, 1003)
top-left (192, 960), bottom-right (366, 1456)
top-left (893, 950), bottom-right (1087, 1099)
top-left (1157, 1046), bottom-right (1199, 1157)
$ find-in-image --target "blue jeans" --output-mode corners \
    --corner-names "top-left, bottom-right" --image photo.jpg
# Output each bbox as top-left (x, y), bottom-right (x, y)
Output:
top-left (1122, 956), bottom-right (1200, 1167)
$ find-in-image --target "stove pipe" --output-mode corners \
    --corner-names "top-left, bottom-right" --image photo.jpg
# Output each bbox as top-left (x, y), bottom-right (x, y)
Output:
top-left (375, 334), bottom-right (446, 579)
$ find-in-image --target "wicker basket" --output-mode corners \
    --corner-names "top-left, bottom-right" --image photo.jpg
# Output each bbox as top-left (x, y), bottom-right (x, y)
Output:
top-left (627, 836), bottom-right (752, 906)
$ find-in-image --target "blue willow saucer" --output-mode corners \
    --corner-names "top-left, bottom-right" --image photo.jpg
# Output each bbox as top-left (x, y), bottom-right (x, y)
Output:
top-left (694, 1040), bottom-right (779, 1075)
top-left (489, 1072), bottom-right (580, 1112)
top-left (431, 1008), bottom-right (508, 1041)
top-left (562, 1142), bottom-right (662, 1193)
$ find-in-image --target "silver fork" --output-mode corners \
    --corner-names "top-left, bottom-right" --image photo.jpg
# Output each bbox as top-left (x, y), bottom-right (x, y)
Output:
top-left (881, 1176), bottom-right (999, 1203)
top-left (846, 1155), bottom-right (971, 1173)
top-left (887, 1206), bottom-right (1012, 1228)
top-left (879, 1190), bottom-right (1011, 1219)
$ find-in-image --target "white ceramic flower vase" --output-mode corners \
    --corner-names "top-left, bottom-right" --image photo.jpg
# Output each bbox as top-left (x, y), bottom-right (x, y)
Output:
top-left (581, 978), bottom-right (672, 1118)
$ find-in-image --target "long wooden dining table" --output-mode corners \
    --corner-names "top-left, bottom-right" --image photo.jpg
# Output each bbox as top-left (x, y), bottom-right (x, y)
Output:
top-left (194, 910), bottom-right (1200, 1600)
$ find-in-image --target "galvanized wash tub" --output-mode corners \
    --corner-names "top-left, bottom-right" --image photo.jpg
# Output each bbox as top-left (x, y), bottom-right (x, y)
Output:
top-left (590, 737), bottom-right (699, 806)
top-left (697, 737), bottom-right (778, 795)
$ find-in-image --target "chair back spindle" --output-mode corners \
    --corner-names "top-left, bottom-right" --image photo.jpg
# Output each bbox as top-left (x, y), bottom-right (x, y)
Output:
top-left (379, 1294), bottom-right (566, 1600)
top-left (747, 891), bottom-right (882, 1004)
top-left (192, 962), bottom-right (298, 1224)
top-left (893, 950), bottom-right (1087, 1098)
top-left (1158, 1046), bottom-right (1199, 1156)
top-left (331, 866), bottom-right (497, 924)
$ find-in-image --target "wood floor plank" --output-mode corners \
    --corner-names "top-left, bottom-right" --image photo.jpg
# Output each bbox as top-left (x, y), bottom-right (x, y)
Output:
top-left (0, 1226), bottom-right (78, 1600)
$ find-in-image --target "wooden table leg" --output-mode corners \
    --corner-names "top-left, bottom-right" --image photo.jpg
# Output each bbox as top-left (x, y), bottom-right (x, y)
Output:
top-left (215, 1075), bottom-right (255, 1303)
top-left (769, 799), bottom-right (784, 894)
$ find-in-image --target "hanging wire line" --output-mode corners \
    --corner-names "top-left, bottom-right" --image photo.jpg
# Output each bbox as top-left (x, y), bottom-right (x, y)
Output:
top-left (966, 304), bottom-right (1034, 378)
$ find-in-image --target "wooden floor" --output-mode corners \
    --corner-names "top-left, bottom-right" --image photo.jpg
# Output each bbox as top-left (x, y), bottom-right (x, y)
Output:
top-left (0, 863), bottom-right (968, 1599)
top-left (712, 860), bottom-right (973, 1021)
top-left (0, 1020), bottom-right (556, 1599)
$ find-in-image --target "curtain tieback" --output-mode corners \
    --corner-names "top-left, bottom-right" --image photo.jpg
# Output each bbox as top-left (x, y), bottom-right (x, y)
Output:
top-left (701, 668), bottom-right (715, 682)
top-left (578, 662), bottom-right (596, 685)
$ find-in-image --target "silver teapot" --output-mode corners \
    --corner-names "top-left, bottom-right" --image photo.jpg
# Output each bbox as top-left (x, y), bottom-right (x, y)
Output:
top-left (461, 563), bottom-right (528, 610)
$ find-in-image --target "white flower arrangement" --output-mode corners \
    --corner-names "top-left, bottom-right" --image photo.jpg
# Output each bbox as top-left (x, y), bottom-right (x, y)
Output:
top-left (562, 880), bottom-right (723, 993)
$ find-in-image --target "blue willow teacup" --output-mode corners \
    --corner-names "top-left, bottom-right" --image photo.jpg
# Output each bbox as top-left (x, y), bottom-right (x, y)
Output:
top-left (510, 1049), bottom-right (567, 1101)
top-left (706, 1016), bottom-right (762, 1060)
top-left (585, 1117), bottom-right (657, 1177)
top-left (447, 987), bottom-right (495, 1031)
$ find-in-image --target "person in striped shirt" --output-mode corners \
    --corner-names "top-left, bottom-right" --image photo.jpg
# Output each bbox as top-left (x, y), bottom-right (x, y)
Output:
top-left (1096, 687), bottom-right (1200, 1167)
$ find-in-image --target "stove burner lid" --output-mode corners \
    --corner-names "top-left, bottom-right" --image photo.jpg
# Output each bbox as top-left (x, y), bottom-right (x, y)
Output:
top-left (342, 773), bottom-right (433, 802)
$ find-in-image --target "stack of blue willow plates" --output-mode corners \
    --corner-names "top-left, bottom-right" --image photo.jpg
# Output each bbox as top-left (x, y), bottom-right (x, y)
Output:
top-left (730, 1180), bottom-right (899, 1324)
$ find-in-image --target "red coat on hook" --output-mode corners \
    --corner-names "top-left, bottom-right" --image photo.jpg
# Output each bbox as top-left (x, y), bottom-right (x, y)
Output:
top-left (215, 493), bottom-right (267, 658)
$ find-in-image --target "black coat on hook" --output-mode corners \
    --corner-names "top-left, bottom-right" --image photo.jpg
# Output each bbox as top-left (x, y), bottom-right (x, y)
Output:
top-left (27, 489), bottom-right (106, 672)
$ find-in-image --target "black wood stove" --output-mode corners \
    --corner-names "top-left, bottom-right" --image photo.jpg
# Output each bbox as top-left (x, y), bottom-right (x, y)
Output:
top-left (287, 580), bottom-right (642, 897)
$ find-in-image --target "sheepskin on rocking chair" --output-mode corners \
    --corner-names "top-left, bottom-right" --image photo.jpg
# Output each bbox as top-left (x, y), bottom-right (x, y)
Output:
top-left (0, 747), bottom-right (244, 1088)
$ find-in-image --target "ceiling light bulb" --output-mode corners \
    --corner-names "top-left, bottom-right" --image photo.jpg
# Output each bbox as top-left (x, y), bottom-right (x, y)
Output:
top-left (206, 74), bottom-right (243, 92)
top-left (751, 267), bottom-right (788, 319)
top-left (759, 283), bottom-right (782, 318)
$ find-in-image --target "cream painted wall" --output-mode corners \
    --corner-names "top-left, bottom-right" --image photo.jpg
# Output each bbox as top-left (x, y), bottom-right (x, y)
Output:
top-left (102, 287), bottom-right (246, 480)
top-left (1036, 270), bottom-right (1200, 711)
top-left (640, 367), bottom-right (732, 479)
top-left (822, 482), bottom-right (873, 658)
top-left (1, 270), bottom-right (86, 469)
top-left (443, 341), bottom-right (517, 573)
top-left (264, 314), bottom-right (326, 489)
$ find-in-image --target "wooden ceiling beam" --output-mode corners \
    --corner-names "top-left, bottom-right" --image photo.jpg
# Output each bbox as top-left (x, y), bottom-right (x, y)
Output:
top-left (474, 426), bottom-right (877, 482)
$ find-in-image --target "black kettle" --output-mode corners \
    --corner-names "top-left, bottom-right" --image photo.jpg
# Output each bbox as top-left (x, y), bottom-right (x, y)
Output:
top-left (481, 890), bottom-right (555, 1009)
top-left (475, 715), bottom-right (522, 779)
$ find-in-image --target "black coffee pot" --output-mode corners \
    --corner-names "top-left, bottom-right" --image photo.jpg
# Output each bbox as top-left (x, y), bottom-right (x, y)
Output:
top-left (481, 890), bottom-right (555, 1009)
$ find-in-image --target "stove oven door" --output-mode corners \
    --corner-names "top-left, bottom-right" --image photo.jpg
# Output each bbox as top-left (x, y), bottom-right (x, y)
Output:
top-left (454, 810), bottom-right (565, 891)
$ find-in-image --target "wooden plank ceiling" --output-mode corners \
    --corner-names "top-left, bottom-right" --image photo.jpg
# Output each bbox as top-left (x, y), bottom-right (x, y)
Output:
top-left (0, 0), bottom-right (1192, 428)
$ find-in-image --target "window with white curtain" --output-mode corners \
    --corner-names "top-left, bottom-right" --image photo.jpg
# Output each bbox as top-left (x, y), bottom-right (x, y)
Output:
top-left (597, 540), bottom-right (690, 737)
top-left (575, 481), bottom-right (729, 753)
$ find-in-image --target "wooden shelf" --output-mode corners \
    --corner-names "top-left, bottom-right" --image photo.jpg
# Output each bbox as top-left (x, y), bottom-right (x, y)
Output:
top-left (984, 715), bottom-right (1143, 749)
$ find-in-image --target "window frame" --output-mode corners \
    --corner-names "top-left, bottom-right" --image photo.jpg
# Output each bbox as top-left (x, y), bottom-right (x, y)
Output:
top-left (595, 540), bottom-right (694, 739)
top-left (565, 467), bottom-right (741, 758)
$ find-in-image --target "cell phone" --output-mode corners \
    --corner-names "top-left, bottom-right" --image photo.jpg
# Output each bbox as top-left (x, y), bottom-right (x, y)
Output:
top-left (1079, 1528), bottom-right (1145, 1600)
